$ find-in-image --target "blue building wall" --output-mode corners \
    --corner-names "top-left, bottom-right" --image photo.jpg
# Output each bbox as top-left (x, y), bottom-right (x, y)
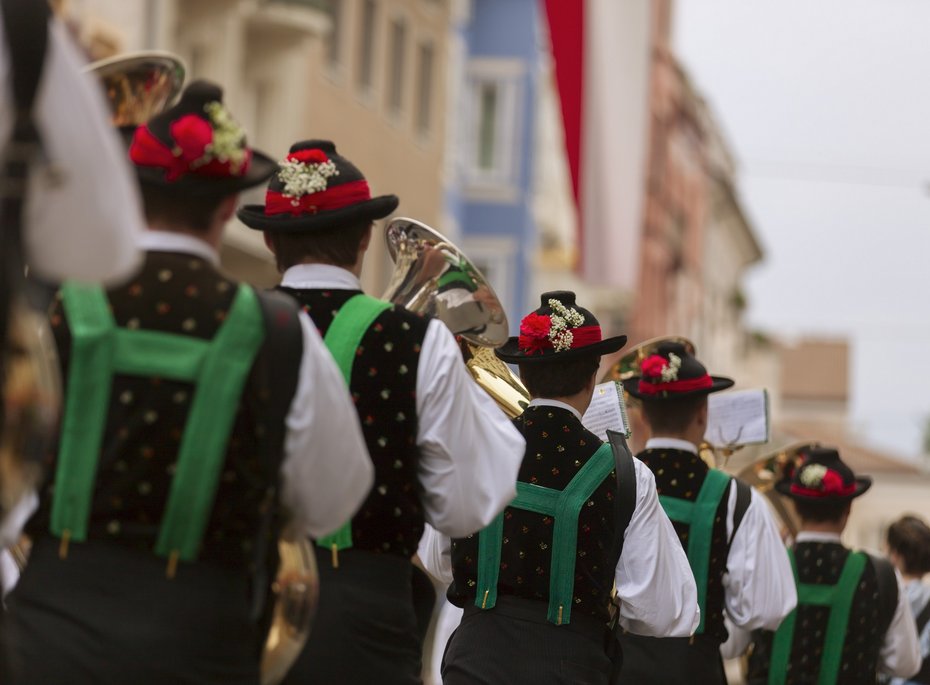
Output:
top-left (446, 0), bottom-right (541, 333)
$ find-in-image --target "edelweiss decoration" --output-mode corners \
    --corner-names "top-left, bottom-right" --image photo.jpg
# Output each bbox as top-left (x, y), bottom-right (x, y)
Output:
top-left (277, 149), bottom-right (341, 205)
top-left (547, 299), bottom-right (585, 352)
top-left (202, 101), bottom-right (248, 174)
top-left (799, 464), bottom-right (828, 488)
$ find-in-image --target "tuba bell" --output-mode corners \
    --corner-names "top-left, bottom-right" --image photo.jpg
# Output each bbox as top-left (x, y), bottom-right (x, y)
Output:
top-left (734, 442), bottom-right (817, 542)
top-left (383, 218), bottom-right (530, 417)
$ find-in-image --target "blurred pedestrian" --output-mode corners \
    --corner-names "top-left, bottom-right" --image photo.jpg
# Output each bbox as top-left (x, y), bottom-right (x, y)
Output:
top-left (887, 514), bottom-right (930, 685)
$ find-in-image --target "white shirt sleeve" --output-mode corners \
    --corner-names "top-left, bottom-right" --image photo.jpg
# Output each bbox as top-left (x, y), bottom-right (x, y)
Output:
top-left (0, 18), bottom-right (143, 284)
top-left (879, 572), bottom-right (921, 678)
top-left (615, 460), bottom-right (701, 637)
top-left (416, 522), bottom-right (454, 586)
top-left (414, 319), bottom-right (525, 538)
top-left (723, 484), bottom-right (797, 631)
top-left (279, 312), bottom-right (374, 539)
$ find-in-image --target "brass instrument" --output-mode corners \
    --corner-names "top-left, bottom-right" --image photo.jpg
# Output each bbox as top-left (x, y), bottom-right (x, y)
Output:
top-left (735, 442), bottom-right (817, 541)
top-left (383, 218), bottom-right (530, 417)
top-left (84, 52), bottom-right (316, 685)
top-left (600, 336), bottom-right (699, 458)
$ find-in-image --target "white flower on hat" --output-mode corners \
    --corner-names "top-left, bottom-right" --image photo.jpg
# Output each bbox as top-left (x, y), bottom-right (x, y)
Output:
top-left (800, 464), bottom-right (828, 488)
top-left (202, 101), bottom-right (248, 173)
top-left (660, 352), bottom-right (682, 382)
top-left (547, 299), bottom-right (585, 353)
top-left (277, 158), bottom-right (340, 204)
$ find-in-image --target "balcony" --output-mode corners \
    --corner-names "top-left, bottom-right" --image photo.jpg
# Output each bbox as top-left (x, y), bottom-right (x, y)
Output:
top-left (249, 0), bottom-right (330, 36)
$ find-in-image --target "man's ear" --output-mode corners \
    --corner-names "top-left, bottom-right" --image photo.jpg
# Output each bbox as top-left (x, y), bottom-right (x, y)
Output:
top-left (263, 231), bottom-right (276, 254)
top-left (359, 223), bottom-right (373, 252)
top-left (696, 398), bottom-right (709, 430)
top-left (217, 194), bottom-right (238, 223)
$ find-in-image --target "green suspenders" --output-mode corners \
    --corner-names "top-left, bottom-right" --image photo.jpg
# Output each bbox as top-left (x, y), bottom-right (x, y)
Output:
top-left (54, 282), bottom-right (265, 571)
top-left (316, 294), bottom-right (391, 557)
top-left (658, 468), bottom-right (731, 634)
top-left (475, 442), bottom-right (615, 626)
top-left (768, 549), bottom-right (867, 685)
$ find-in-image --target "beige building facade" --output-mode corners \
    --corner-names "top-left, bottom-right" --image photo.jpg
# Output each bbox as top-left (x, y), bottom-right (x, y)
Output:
top-left (63, 0), bottom-right (453, 292)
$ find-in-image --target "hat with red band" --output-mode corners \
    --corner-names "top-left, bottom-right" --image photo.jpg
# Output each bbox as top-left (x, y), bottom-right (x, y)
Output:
top-left (775, 446), bottom-right (871, 502)
top-left (624, 341), bottom-right (734, 400)
top-left (495, 291), bottom-right (627, 364)
top-left (128, 80), bottom-right (277, 196)
top-left (236, 140), bottom-right (399, 232)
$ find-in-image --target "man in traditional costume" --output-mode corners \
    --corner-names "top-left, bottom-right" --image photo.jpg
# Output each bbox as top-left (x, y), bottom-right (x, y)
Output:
top-left (237, 140), bottom-right (525, 685)
top-left (618, 341), bottom-right (796, 684)
top-left (419, 292), bottom-right (700, 684)
top-left (745, 447), bottom-right (920, 684)
top-left (0, 82), bottom-right (374, 685)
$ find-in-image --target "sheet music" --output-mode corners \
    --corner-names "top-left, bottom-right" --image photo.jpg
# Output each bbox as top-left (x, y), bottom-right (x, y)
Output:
top-left (582, 381), bottom-right (631, 440)
top-left (705, 389), bottom-right (769, 447)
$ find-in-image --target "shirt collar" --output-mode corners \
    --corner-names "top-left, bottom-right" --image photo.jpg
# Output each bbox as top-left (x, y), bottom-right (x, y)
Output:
top-left (281, 263), bottom-right (361, 290)
top-left (138, 230), bottom-right (219, 266)
top-left (645, 437), bottom-right (698, 455)
top-left (795, 531), bottom-right (843, 544)
top-left (528, 398), bottom-right (583, 422)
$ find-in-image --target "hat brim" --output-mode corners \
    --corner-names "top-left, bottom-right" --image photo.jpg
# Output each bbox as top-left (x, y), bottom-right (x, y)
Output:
top-left (623, 375), bottom-right (735, 400)
top-left (775, 476), bottom-right (872, 502)
top-left (494, 335), bottom-right (627, 365)
top-left (136, 149), bottom-right (279, 197)
top-left (237, 195), bottom-right (400, 232)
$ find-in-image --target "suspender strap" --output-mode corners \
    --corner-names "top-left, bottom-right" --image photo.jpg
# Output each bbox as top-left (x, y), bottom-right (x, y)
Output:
top-left (476, 442), bottom-right (615, 626)
top-left (54, 283), bottom-right (264, 562)
top-left (658, 468), bottom-right (731, 634)
top-left (316, 294), bottom-right (391, 552)
top-left (768, 549), bottom-right (867, 685)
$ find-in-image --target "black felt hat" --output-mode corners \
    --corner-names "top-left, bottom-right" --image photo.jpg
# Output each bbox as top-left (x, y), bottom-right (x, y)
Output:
top-left (495, 291), bottom-right (626, 364)
top-left (775, 447), bottom-right (872, 501)
top-left (236, 140), bottom-right (399, 232)
top-left (128, 80), bottom-right (276, 196)
top-left (624, 341), bottom-right (734, 400)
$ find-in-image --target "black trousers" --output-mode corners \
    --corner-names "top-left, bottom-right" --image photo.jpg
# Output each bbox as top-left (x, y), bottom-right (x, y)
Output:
top-left (282, 547), bottom-right (430, 685)
top-left (441, 596), bottom-right (612, 685)
top-left (617, 633), bottom-right (726, 685)
top-left (1, 536), bottom-right (260, 685)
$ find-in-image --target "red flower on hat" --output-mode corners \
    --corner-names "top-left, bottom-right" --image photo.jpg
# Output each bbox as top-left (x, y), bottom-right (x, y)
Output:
top-left (821, 469), bottom-right (846, 495)
top-left (288, 149), bottom-right (329, 165)
top-left (641, 354), bottom-right (669, 379)
top-left (169, 115), bottom-right (212, 167)
top-left (519, 313), bottom-right (552, 354)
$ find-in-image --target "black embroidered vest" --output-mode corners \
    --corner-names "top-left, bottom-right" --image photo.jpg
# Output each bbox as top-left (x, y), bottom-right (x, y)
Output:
top-left (30, 251), bottom-right (291, 568)
top-left (746, 542), bottom-right (886, 685)
top-left (280, 287), bottom-right (427, 558)
top-left (448, 406), bottom-right (620, 623)
top-left (637, 447), bottom-right (731, 644)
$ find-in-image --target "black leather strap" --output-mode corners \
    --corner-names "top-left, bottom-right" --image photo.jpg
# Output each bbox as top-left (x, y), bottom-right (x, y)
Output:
top-left (606, 429), bottom-right (637, 565)
top-left (728, 478), bottom-right (752, 546)
top-left (249, 290), bottom-right (304, 627)
top-left (871, 554), bottom-right (899, 638)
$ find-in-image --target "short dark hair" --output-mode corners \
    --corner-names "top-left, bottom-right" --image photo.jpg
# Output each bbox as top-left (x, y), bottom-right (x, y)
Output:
top-left (792, 498), bottom-right (851, 524)
top-left (267, 221), bottom-right (371, 272)
top-left (640, 395), bottom-right (707, 435)
top-left (139, 185), bottom-right (227, 233)
top-left (518, 353), bottom-right (599, 399)
top-left (887, 515), bottom-right (930, 576)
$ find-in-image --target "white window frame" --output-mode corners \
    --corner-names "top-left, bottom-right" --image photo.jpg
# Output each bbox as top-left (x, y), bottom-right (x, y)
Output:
top-left (463, 58), bottom-right (525, 202)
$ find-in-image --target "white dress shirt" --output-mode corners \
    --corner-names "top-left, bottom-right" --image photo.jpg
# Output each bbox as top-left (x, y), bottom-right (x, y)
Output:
top-left (0, 16), bottom-right (143, 284)
top-left (139, 234), bottom-right (374, 539)
top-left (645, 437), bottom-right (796, 655)
top-left (280, 263), bottom-right (524, 537)
top-left (793, 531), bottom-right (921, 678)
top-left (419, 398), bottom-right (700, 638)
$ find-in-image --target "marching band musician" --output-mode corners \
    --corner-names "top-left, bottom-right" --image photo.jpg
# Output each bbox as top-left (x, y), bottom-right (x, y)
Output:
top-left (1, 82), bottom-right (374, 685)
top-left (418, 292), bottom-right (700, 684)
top-left (237, 140), bottom-right (524, 685)
top-left (745, 447), bottom-right (920, 684)
top-left (618, 341), bottom-right (796, 684)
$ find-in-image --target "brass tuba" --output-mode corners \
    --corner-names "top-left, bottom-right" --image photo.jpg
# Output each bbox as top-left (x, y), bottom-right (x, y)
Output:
top-left (82, 52), bottom-right (316, 685)
top-left (383, 218), bottom-right (530, 417)
top-left (734, 442), bottom-right (817, 541)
